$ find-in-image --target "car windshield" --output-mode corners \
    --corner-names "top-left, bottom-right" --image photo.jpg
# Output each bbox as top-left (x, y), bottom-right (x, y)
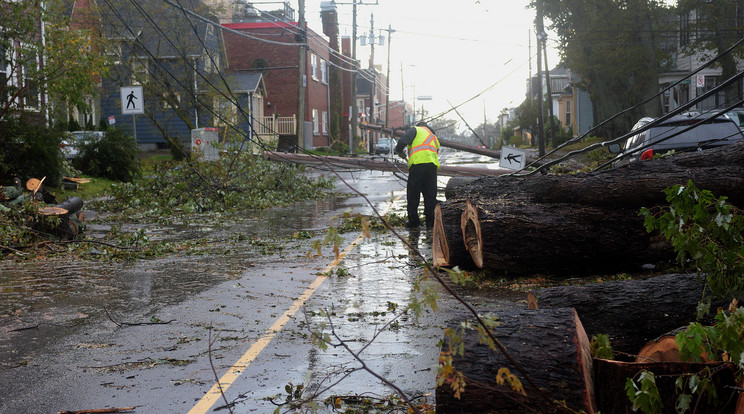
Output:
top-left (623, 115), bottom-right (742, 152)
top-left (377, 138), bottom-right (391, 145)
top-left (70, 131), bottom-right (101, 142)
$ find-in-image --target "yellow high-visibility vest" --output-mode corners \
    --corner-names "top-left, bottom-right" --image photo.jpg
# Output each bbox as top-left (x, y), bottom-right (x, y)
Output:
top-left (407, 126), bottom-right (440, 169)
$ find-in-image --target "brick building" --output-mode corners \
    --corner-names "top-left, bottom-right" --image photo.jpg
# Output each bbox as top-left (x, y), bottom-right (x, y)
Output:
top-left (223, 21), bottom-right (333, 150)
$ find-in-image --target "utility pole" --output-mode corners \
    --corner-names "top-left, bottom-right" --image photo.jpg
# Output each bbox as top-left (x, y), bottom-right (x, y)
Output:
top-left (368, 13), bottom-right (376, 154)
top-left (483, 101), bottom-right (489, 148)
top-left (296, 0), bottom-right (306, 151)
top-left (384, 24), bottom-right (394, 129)
top-left (334, 0), bottom-right (378, 154)
top-left (543, 43), bottom-right (555, 149)
top-left (351, 0), bottom-right (358, 153)
top-left (535, 2), bottom-right (546, 157)
top-left (400, 62), bottom-right (407, 125)
top-left (528, 29), bottom-right (533, 104)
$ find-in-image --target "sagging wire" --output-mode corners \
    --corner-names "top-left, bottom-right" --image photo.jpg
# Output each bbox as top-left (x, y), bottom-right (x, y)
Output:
top-left (504, 35), bottom-right (744, 177)
top-left (99, 0), bottom-right (274, 156)
top-left (593, 97), bottom-right (744, 171)
top-left (514, 65), bottom-right (744, 177)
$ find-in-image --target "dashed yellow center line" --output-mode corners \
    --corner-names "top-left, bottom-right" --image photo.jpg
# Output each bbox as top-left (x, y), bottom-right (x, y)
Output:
top-left (188, 194), bottom-right (403, 414)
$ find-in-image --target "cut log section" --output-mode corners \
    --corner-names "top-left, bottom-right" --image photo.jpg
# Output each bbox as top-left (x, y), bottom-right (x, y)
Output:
top-left (536, 273), bottom-right (727, 355)
top-left (436, 308), bottom-right (596, 413)
top-left (636, 335), bottom-right (682, 363)
top-left (38, 207), bottom-right (69, 216)
top-left (63, 177), bottom-right (91, 184)
top-left (432, 204), bottom-right (450, 267)
top-left (460, 200), bottom-right (483, 269)
top-left (434, 198), bottom-right (669, 275)
top-left (594, 359), bottom-right (738, 414)
top-left (438, 142), bottom-right (744, 275)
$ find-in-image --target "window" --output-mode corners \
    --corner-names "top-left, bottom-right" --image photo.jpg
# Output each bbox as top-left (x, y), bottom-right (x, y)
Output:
top-left (131, 59), bottom-right (148, 85)
top-left (105, 44), bottom-right (123, 65)
top-left (322, 111), bottom-right (328, 135)
top-left (320, 59), bottom-right (327, 84)
top-left (20, 46), bottom-right (39, 109)
top-left (679, 12), bottom-right (690, 47)
top-left (312, 109), bottom-right (319, 134)
top-left (251, 58), bottom-right (269, 71)
top-left (162, 92), bottom-right (181, 109)
top-left (206, 24), bottom-right (214, 36)
top-left (311, 54), bottom-right (318, 81)
top-left (215, 97), bottom-right (237, 127)
top-left (0, 45), bottom-right (6, 104)
top-left (202, 53), bottom-right (219, 74)
top-left (564, 100), bottom-right (571, 127)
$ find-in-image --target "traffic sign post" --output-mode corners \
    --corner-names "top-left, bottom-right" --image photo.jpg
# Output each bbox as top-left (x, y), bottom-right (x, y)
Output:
top-left (121, 86), bottom-right (144, 114)
top-left (121, 86), bottom-right (144, 141)
top-left (696, 75), bottom-right (705, 89)
top-left (499, 146), bottom-right (527, 170)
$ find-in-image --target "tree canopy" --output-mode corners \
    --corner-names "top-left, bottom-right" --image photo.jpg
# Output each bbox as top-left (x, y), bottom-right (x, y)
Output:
top-left (535, 0), bottom-right (674, 139)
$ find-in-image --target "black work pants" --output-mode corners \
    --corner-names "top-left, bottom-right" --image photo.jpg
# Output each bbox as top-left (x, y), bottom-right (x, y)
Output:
top-left (407, 162), bottom-right (438, 227)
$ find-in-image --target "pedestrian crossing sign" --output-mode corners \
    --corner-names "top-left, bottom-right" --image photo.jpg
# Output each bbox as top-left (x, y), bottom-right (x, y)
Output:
top-left (121, 86), bottom-right (144, 115)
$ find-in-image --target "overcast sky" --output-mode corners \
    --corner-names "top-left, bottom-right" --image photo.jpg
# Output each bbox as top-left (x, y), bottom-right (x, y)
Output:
top-left (298, 0), bottom-right (561, 129)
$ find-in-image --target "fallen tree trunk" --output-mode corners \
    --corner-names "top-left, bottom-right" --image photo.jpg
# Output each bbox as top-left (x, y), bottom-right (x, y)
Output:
top-left (263, 152), bottom-right (510, 177)
top-left (535, 273), bottom-right (727, 355)
top-left (434, 197), bottom-right (669, 274)
top-left (436, 308), bottom-right (596, 413)
top-left (437, 142), bottom-right (744, 274)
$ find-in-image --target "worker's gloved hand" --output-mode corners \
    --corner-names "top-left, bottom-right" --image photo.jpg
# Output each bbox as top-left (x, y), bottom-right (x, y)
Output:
top-left (397, 150), bottom-right (407, 161)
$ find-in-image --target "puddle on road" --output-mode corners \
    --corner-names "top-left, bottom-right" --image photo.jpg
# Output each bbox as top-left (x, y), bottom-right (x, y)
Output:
top-left (292, 227), bottom-right (520, 410)
top-left (0, 194), bottom-right (354, 368)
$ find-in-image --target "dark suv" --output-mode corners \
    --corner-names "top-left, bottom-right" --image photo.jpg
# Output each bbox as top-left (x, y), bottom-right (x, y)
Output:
top-left (374, 138), bottom-right (396, 155)
top-left (609, 113), bottom-right (744, 165)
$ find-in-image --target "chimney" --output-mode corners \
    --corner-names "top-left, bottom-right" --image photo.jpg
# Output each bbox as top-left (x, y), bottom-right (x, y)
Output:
top-left (320, 1), bottom-right (339, 50)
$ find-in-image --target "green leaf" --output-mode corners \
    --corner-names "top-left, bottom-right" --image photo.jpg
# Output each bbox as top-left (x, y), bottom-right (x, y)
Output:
top-left (676, 393), bottom-right (692, 414)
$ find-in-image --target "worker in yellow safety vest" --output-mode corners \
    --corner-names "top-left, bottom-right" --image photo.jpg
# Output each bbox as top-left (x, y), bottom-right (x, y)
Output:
top-left (395, 121), bottom-right (440, 228)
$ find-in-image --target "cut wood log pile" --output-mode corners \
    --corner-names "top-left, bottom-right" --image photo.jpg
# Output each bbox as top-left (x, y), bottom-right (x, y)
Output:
top-left (435, 277), bottom-right (742, 413)
top-left (434, 141), bottom-right (744, 275)
top-left (1, 178), bottom-right (86, 240)
top-left (535, 273), bottom-right (728, 355)
top-left (434, 144), bottom-right (744, 412)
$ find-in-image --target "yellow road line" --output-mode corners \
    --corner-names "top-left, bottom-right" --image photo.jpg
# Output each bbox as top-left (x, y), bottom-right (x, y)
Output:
top-left (189, 193), bottom-right (403, 413)
top-left (188, 236), bottom-right (364, 414)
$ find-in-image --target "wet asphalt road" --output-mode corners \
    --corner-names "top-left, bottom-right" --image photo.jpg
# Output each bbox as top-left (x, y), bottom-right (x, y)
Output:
top-left (0, 152), bottom-right (518, 413)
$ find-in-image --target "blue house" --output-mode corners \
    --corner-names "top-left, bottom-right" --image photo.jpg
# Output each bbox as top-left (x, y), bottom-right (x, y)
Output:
top-left (74, 0), bottom-right (231, 150)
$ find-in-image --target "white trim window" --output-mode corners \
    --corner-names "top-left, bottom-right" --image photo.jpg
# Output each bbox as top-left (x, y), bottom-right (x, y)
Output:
top-left (320, 59), bottom-right (327, 84)
top-left (20, 45), bottom-right (40, 109)
top-left (214, 97), bottom-right (237, 127)
top-left (162, 92), bottom-right (181, 109)
top-left (312, 109), bottom-right (319, 135)
top-left (311, 53), bottom-right (318, 81)
top-left (322, 110), bottom-right (328, 135)
top-left (131, 59), bottom-right (148, 85)
top-left (0, 44), bottom-right (7, 104)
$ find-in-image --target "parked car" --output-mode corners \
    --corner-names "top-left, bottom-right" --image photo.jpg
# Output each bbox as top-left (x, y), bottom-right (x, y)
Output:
top-left (374, 137), bottom-right (397, 155)
top-left (725, 108), bottom-right (744, 128)
top-left (608, 113), bottom-right (744, 165)
top-left (60, 130), bottom-right (105, 159)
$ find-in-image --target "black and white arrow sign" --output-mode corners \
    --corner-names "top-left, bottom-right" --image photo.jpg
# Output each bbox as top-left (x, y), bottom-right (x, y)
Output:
top-left (499, 146), bottom-right (527, 170)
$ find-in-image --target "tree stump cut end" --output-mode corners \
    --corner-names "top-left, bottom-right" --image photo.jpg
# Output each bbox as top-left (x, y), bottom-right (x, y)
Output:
top-left (460, 199), bottom-right (483, 269)
top-left (432, 203), bottom-right (450, 267)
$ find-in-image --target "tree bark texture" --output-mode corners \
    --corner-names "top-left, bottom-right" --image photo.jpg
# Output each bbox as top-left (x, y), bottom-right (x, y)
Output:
top-left (438, 142), bottom-right (744, 275)
top-left (593, 359), bottom-right (738, 414)
top-left (535, 273), bottom-right (728, 355)
top-left (436, 308), bottom-right (596, 414)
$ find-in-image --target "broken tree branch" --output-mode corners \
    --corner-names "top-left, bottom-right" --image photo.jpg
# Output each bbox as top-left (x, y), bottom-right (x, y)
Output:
top-left (103, 307), bottom-right (175, 327)
top-left (57, 407), bottom-right (136, 414)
